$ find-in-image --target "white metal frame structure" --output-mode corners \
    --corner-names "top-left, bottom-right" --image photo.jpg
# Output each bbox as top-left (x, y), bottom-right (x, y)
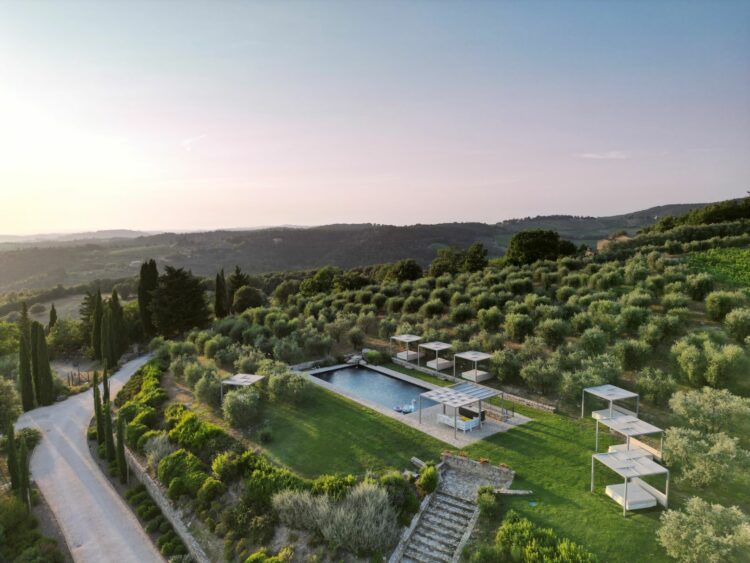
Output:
top-left (417, 341), bottom-right (453, 373)
top-left (595, 415), bottom-right (664, 458)
top-left (453, 351), bottom-right (492, 382)
top-left (419, 382), bottom-right (500, 439)
top-left (582, 384), bottom-right (639, 420)
top-left (591, 449), bottom-right (669, 516)
top-left (389, 334), bottom-right (423, 362)
top-left (220, 373), bottom-right (265, 402)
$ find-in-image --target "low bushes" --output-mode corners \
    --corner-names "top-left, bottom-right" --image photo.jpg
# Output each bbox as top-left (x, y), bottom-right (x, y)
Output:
top-left (168, 411), bottom-right (236, 462)
top-left (157, 449), bottom-right (211, 500)
top-left (272, 482), bottom-right (400, 554)
top-left (268, 372), bottom-right (311, 404)
top-left (416, 464), bottom-right (438, 494)
top-left (124, 485), bottom-right (188, 557)
top-left (223, 387), bottom-right (262, 429)
top-left (705, 290), bottom-right (745, 321)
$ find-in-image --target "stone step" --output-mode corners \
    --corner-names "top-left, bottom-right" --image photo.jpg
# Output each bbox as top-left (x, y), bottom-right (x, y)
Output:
top-left (431, 500), bottom-right (475, 520)
top-left (434, 492), bottom-right (476, 512)
top-left (421, 514), bottom-right (466, 539)
top-left (403, 546), bottom-right (451, 563)
top-left (410, 530), bottom-right (459, 558)
top-left (422, 511), bottom-right (468, 532)
top-left (406, 536), bottom-right (455, 562)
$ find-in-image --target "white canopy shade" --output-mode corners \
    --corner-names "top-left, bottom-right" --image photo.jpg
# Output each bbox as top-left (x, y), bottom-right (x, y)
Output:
top-left (220, 374), bottom-right (265, 401)
top-left (391, 334), bottom-right (422, 343)
top-left (454, 351), bottom-right (491, 362)
top-left (599, 415), bottom-right (662, 438)
top-left (593, 450), bottom-right (668, 479)
top-left (419, 341), bottom-right (452, 352)
top-left (585, 384), bottom-right (638, 402)
top-left (420, 382), bottom-right (499, 408)
top-left (591, 449), bottom-right (669, 515)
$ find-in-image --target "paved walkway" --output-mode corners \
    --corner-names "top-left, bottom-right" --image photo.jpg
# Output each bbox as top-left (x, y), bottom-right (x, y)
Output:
top-left (16, 355), bottom-right (163, 563)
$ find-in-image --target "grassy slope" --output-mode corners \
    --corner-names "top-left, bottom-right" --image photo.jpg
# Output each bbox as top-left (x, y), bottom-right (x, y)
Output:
top-left (687, 247), bottom-right (750, 287)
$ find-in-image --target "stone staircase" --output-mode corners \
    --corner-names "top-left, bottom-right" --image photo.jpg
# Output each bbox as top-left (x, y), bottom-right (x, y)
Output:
top-left (400, 491), bottom-right (477, 563)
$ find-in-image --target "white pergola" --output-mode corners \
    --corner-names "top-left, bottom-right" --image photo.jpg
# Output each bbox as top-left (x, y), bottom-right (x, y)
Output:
top-left (220, 373), bottom-right (265, 402)
top-left (453, 350), bottom-right (492, 382)
top-left (591, 449), bottom-right (669, 515)
top-left (417, 341), bottom-right (453, 373)
top-left (419, 382), bottom-right (500, 438)
top-left (389, 334), bottom-right (422, 362)
top-left (595, 415), bottom-right (664, 457)
top-left (582, 384), bottom-right (639, 420)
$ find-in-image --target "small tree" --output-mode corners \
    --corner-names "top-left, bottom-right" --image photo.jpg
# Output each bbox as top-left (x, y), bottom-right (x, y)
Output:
top-left (725, 307), bottom-right (750, 342)
top-left (93, 372), bottom-right (105, 445)
top-left (103, 401), bottom-right (116, 462)
top-left (657, 497), bottom-right (750, 563)
top-left (686, 273), bottom-right (714, 301)
top-left (0, 378), bottom-right (22, 431)
top-left (116, 414), bottom-right (128, 484)
top-left (48, 303), bottom-right (58, 332)
top-left (537, 318), bottom-right (569, 349)
top-left (347, 326), bottom-right (365, 349)
top-left (669, 387), bottom-right (750, 434)
top-left (578, 327), bottom-right (608, 356)
top-left (18, 437), bottom-right (30, 510)
top-left (6, 422), bottom-right (19, 491)
top-left (504, 313), bottom-right (534, 342)
top-left (705, 290), bottom-right (745, 321)
top-left (222, 387), bottom-right (261, 429)
top-left (663, 427), bottom-right (741, 488)
top-left (232, 285), bottom-right (266, 313)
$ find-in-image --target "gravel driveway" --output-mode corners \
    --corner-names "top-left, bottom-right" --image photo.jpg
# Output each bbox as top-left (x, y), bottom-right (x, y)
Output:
top-left (16, 355), bottom-right (164, 563)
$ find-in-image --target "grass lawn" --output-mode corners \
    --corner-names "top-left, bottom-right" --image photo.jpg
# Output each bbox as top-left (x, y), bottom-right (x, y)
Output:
top-left (261, 385), bottom-right (446, 478)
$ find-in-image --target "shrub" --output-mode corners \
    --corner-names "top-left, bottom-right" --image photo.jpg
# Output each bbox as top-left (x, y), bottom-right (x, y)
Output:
top-left (450, 303), bottom-right (475, 324)
top-left (686, 273), bottom-right (714, 301)
top-left (477, 487), bottom-right (498, 517)
top-left (272, 489), bottom-right (326, 532)
top-left (614, 339), bottom-right (651, 371)
top-left (635, 368), bottom-right (676, 406)
top-left (311, 474), bottom-right (357, 500)
top-left (669, 387), bottom-right (750, 434)
top-left (363, 349), bottom-right (385, 365)
top-left (416, 465), bottom-right (438, 494)
top-left (223, 387), bottom-right (261, 429)
top-left (477, 306), bottom-right (503, 331)
top-left (168, 411), bottom-right (236, 462)
top-left (379, 471), bottom-right (419, 523)
top-left (144, 433), bottom-right (175, 472)
top-left (520, 358), bottom-right (558, 394)
top-left (578, 327), bottom-right (608, 356)
top-left (705, 290), bottom-right (745, 321)
top-left (157, 449), bottom-right (210, 498)
top-left (663, 428), bottom-right (741, 488)
top-left (536, 318), bottom-right (569, 348)
top-left (724, 307), bottom-right (750, 342)
top-left (657, 497), bottom-right (750, 563)
top-left (268, 372), bottom-right (311, 404)
top-left (504, 313), bottom-right (534, 342)
top-left (195, 373), bottom-right (222, 408)
top-left (198, 477), bottom-right (226, 504)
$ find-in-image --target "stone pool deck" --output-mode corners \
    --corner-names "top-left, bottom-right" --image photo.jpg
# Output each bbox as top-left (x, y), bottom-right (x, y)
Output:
top-left (305, 363), bottom-right (531, 447)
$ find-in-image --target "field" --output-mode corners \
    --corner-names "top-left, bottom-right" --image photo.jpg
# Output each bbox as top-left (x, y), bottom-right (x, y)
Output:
top-left (687, 247), bottom-right (750, 287)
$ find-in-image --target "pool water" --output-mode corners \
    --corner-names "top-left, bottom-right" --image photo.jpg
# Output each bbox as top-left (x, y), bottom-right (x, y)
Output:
top-left (313, 366), bottom-right (437, 412)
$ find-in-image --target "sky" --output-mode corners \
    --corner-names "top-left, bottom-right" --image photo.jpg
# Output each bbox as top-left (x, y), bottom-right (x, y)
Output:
top-left (1, 0), bottom-right (749, 235)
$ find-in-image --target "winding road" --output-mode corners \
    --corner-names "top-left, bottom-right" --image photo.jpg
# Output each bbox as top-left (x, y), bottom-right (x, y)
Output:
top-left (16, 355), bottom-right (163, 563)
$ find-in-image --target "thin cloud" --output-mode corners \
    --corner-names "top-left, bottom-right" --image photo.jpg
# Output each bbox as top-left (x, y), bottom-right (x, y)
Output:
top-left (181, 134), bottom-right (207, 151)
top-left (577, 150), bottom-right (630, 160)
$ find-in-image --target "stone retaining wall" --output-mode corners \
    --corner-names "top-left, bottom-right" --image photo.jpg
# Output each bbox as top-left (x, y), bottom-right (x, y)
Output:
top-left (441, 453), bottom-right (515, 484)
top-left (124, 449), bottom-right (210, 563)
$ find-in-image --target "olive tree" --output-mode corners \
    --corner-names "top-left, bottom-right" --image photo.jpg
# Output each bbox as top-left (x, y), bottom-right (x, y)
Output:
top-left (725, 308), bottom-right (750, 342)
top-left (663, 427), bottom-right (742, 488)
top-left (669, 387), bottom-right (750, 434)
top-left (657, 497), bottom-right (750, 563)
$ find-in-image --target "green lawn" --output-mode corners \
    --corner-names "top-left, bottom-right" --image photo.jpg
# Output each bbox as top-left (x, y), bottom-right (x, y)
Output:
top-left (261, 385), bottom-right (446, 477)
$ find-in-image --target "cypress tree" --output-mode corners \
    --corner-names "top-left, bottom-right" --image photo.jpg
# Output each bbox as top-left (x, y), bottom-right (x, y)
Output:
top-left (103, 400), bottom-right (115, 462)
top-left (35, 324), bottom-right (55, 406)
top-left (138, 259), bottom-right (159, 337)
top-left (30, 321), bottom-right (41, 403)
top-left (93, 371), bottom-right (104, 445)
top-left (6, 422), bottom-right (19, 491)
top-left (110, 290), bottom-right (126, 359)
top-left (48, 303), bottom-right (58, 333)
top-left (18, 437), bottom-right (29, 510)
top-left (19, 302), bottom-right (30, 343)
top-left (214, 270), bottom-right (228, 319)
top-left (102, 363), bottom-right (110, 405)
top-left (116, 414), bottom-right (127, 484)
top-left (92, 290), bottom-right (103, 360)
top-left (100, 306), bottom-right (113, 369)
top-left (18, 331), bottom-right (34, 411)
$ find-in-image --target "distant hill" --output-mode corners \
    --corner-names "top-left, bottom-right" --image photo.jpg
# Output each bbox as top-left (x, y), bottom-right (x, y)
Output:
top-left (0, 229), bottom-right (156, 244)
top-left (0, 201), bottom-right (713, 292)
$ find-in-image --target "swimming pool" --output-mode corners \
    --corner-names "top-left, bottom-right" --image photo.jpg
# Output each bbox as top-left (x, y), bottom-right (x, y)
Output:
top-left (312, 366), bottom-right (437, 412)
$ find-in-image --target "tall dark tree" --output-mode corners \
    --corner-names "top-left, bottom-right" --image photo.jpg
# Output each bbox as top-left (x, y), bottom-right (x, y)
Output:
top-left (93, 371), bottom-right (104, 445)
top-left (214, 270), bottom-right (229, 319)
top-left (150, 267), bottom-right (210, 337)
top-left (34, 322), bottom-right (55, 406)
top-left (6, 422), bottom-right (19, 491)
top-left (48, 303), bottom-right (58, 333)
top-left (79, 290), bottom-right (96, 345)
top-left (19, 302), bottom-right (30, 344)
top-left (227, 265), bottom-right (251, 308)
top-left (18, 437), bottom-right (30, 510)
top-left (30, 322), bottom-right (41, 403)
top-left (138, 259), bottom-right (159, 337)
top-left (110, 290), bottom-right (126, 358)
top-left (461, 242), bottom-right (489, 273)
top-left (103, 400), bottom-right (115, 462)
top-left (91, 289), bottom-right (103, 360)
top-left (18, 329), bottom-right (34, 411)
top-left (116, 415), bottom-right (127, 484)
top-left (102, 364), bottom-right (110, 405)
top-left (505, 230), bottom-right (576, 265)
top-left (100, 306), bottom-right (114, 369)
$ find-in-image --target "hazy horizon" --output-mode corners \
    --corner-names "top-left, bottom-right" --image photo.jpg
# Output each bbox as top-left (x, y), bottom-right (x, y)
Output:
top-left (2, 0), bottom-right (749, 235)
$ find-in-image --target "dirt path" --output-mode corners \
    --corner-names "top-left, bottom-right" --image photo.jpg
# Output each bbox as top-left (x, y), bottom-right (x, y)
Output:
top-left (15, 355), bottom-right (164, 563)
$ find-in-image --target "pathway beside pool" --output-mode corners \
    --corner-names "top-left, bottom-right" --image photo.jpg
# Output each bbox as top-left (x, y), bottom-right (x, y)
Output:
top-left (305, 363), bottom-right (531, 447)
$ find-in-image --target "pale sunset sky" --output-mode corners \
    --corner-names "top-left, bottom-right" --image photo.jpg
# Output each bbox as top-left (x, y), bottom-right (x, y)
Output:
top-left (1, 0), bottom-right (749, 235)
